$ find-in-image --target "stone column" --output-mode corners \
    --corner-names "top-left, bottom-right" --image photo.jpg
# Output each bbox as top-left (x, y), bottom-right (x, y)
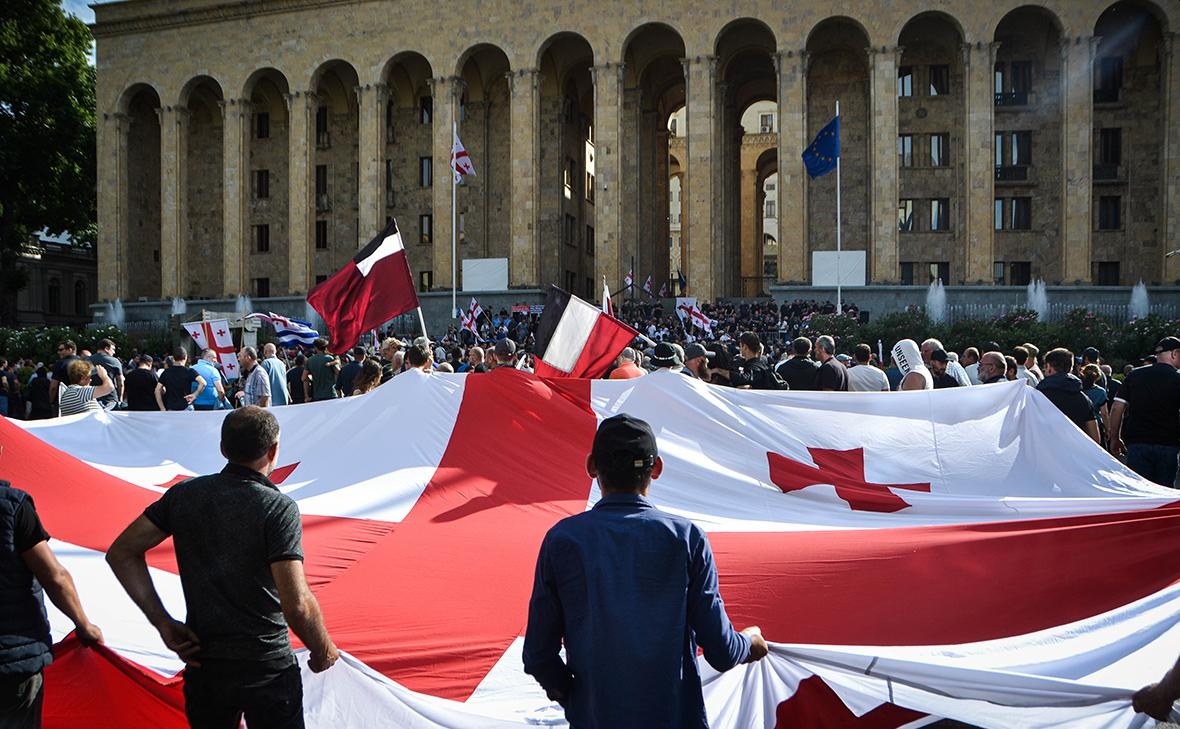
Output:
top-left (654, 126), bottom-right (671, 289)
top-left (776, 50), bottom-right (808, 283)
top-left (1060, 36), bottom-right (1098, 283)
top-left (740, 162), bottom-right (760, 293)
top-left (98, 113), bottom-right (131, 301)
top-left (357, 83), bottom-right (388, 246)
top-left (220, 98), bottom-right (250, 296)
top-left (286, 91), bottom-right (315, 294)
top-left (157, 105), bottom-right (189, 297)
top-left (430, 76), bottom-right (460, 292)
top-left (961, 42), bottom-right (1000, 284)
top-left (683, 55), bottom-right (718, 299)
top-left (592, 63), bottom-right (624, 289)
top-left (867, 46), bottom-right (902, 284)
top-left (1162, 33), bottom-right (1180, 281)
top-left (508, 68), bottom-right (540, 286)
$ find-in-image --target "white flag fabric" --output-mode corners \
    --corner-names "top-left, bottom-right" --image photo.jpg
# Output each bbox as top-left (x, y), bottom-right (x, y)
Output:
top-left (5, 375), bottom-right (1179, 728)
top-left (181, 318), bottom-right (240, 379)
top-left (462, 297), bottom-right (482, 337)
top-left (451, 128), bottom-right (476, 183)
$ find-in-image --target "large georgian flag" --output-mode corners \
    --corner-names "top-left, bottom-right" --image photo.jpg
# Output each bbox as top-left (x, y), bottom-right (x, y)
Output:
top-left (4, 377), bottom-right (1180, 728)
top-left (307, 218), bottom-right (419, 354)
top-left (181, 318), bottom-right (240, 379)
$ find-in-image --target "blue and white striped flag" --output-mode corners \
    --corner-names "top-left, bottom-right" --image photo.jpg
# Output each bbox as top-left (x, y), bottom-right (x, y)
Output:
top-left (248, 312), bottom-right (320, 347)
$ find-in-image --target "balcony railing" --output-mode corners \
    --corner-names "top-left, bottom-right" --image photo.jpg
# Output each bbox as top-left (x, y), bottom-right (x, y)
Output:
top-left (315, 130), bottom-right (331, 148)
top-left (994, 91), bottom-right (1029, 107)
top-left (995, 165), bottom-right (1030, 182)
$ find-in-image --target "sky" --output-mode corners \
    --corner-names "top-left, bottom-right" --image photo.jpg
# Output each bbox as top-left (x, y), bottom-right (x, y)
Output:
top-left (62, 0), bottom-right (95, 25)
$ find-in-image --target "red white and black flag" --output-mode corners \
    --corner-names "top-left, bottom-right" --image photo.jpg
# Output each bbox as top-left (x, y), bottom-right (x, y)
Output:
top-left (307, 218), bottom-right (419, 353)
top-left (533, 285), bottom-right (639, 379)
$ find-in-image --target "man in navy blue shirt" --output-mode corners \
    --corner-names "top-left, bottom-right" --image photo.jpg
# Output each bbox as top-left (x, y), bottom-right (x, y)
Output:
top-left (523, 414), bottom-right (768, 728)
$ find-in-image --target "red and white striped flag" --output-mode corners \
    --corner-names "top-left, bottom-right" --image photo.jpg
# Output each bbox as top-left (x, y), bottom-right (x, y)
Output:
top-left (451, 127), bottom-right (476, 183)
top-left (601, 277), bottom-right (614, 317)
top-left (181, 318), bottom-right (240, 379)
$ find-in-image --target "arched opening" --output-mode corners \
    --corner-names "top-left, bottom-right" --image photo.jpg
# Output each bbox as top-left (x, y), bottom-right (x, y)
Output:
top-left (122, 84), bottom-right (162, 300)
top-left (1092, 1), bottom-right (1166, 285)
top-left (897, 13), bottom-right (965, 285)
top-left (179, 75), bottom-right (224, 297)
top-left (754, 148), bottom-right (778, 286)
top-left (668, 126), bottom-right (685, 284)
top-left (243, 68), bottom-right (290, 296)
top-left (806, 18), bottom-right (870, 286)
top-left (381, 52), bottom-right (434, 278)
top-left (538, 33), bottom-right (594, 298)
top-left (311, 60), bottom-right (360, 281)
top-left (622, 23), bottom-right (685, 300)
top-left (992, 6), bottom-right (1063, 284)
top-left (456, 45), bottom-right (512, 267)
top-left (717, 18), bottom-right (778, 297)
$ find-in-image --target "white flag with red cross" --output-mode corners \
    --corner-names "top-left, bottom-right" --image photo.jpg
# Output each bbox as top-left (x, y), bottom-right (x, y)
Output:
top-left (182, 318), bottom-right (240, 379)
top-left (5, 378), bottom-right (1180, 727)
top-left (451, 128), bottom-right (476, 183)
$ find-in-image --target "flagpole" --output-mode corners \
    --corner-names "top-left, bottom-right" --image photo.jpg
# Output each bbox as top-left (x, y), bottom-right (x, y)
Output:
top-left (452, 121), bottom-right (458, 322)
top-left (416, 306), bottom-right (429, 340)
top-left (835, 99), bottom-right (842, 315)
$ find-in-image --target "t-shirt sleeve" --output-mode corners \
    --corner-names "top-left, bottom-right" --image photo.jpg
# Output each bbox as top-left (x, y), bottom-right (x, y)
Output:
top-left (143, 488), bottom-right (176, 535)
top-left (265, 497), bottom-right (304, 563)
top-left (14, 496), bottom-right (50, 553)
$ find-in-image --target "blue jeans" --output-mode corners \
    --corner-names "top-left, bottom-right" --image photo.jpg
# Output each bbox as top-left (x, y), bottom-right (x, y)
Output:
top-left (1126, 443), bottom-right (1180, 487)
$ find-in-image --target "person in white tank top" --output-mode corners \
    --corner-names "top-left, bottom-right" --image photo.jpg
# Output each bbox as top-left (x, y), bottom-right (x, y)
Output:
top-left (891, 339), bottom-right (933, 391)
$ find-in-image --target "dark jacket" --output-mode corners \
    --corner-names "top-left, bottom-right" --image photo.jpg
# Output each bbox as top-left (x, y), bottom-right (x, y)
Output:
top-left (0, 484), bottom-right (53, 677)
top-left (776, 357), bottom-right (820, 391)
top-left (1036, 373), bottom-right (1097, 431)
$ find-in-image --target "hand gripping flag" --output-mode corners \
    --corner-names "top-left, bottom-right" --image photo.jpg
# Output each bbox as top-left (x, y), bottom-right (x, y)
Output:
top-left (451, 128), bottom-right (476, 183)
top-left (802, 115), bottom-right (840, 179)
top-left (307, 218), bottom-right (419, 354)
top-left (181, 318), bottom-right (240, 379)
top-left (8, 379), bottom-right (1180, 728)
top-left (533, 285), bottom-right (639, 378)
top-left (462, 297), bottom-right (483, 337)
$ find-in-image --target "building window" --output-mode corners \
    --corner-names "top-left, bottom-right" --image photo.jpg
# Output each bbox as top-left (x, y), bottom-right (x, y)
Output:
top-left (668, 117), bottom-right (677, 136)
top-left (586, 225), bottom-right (595, 256)
top-left (898, 134), bottom-right (914, 168)
top-left (897, 66), bottom-right (914, 97)
top-left (1010, 131), bottom-right (1032, 166)
top-left (1010, 197), bottom-right (1031, 230)
top-left (254, 224), bottom-right (270, 253)
top-left (930, 133), bottom-right (948, 167)
top-left (253, 169), bottom-right (269, 200)
top-left (74, 280), bottom-right (87, 316)
top-left (995, 61), bottom-right (1032, 105)
top-left (1011, 61), bottom-right (1032, 94)
top-left (1010, 262), bottom-right (1031, 287)
top-left (46, 278), bottom-right (60, 314)
top-left (564, 270), bottom-right (576, 292)
top-left (564, 157), bottom-right (576, 199)
top-left (385, 159), bottom-right (396, 207)
top-left (1098, 128), bottom-right (1121, 166)
top-left (993, 261), bottom-right (1006, 285)
top-left (930, 198), bottom-right (950, 231)
top-left (419, 96), bottom-right (432, 124)
top-left (898, 199), bottom-right (914, 232)
top-left (563, 214), bottom-right (576, 247)
top-left (759, 113), bottom-right (774, 133)
top-left (315, 105), bottom-right (329, 147)
top-left (1094, 57), bottom-right (1123, 103)
top-left (899, 262), bottom-right (915, 286)
top-left (419, 157), bottom-right (432, 187)
top-left (764, 199), bottom-right (776, 218)
top-left (419, 270), bottom-right (433, 292)
top-left (995, 130), bottom-right (1031, 179)
top-left (419, 213), bottom-right (432, 245)
top-left (1098, 196), bottom-right (1121, 230)
top-left (993, 63), bottom-right (1005, 95)
top-left (252, 277), bottom-right (270, 298)
top-left (256, 111), bottom-right (270, 139)
top-left (315, 165), bottom-right (329, 211)
top-left (385, 100), bottom-right (395, 141)
top-left (315, 220), bottom-right (328, 250)
top-left (1095, 261), bottom-right (1120, 286)
top-left (994, 198), bottom-right (1004, 230)
top-left (929, 262), bottom-right (949, 285)
top-left (929, 64), bottom-right (949, 96)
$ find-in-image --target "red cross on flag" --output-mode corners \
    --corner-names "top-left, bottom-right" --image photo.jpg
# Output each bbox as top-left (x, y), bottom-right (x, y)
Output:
top-left (182, 318), bottom-right (239, 379)
top-left (462, 297), bottom-right (483, 337)
top-left (5, 378), bottom-right (1180, 727)
top-left (451, 126), bottom-right (476, 184)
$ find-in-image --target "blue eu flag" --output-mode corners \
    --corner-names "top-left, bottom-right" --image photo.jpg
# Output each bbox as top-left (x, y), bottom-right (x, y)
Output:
top-left (802, 115), bottom-right (840, 179)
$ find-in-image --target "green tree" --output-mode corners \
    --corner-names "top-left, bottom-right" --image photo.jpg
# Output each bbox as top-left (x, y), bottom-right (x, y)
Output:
top-left (0, 0), bottom-right (96, 324)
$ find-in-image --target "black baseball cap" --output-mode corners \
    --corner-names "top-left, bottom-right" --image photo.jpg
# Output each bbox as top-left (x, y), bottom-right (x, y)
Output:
top-left (930, 349), bottom-right (950, 363)
top-left (592, 414), bottom-right (658, 472)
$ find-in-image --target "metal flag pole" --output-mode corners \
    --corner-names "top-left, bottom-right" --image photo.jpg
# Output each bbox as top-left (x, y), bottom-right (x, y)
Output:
top-left (416, 306), bottom-right (429, 340)
top-left (451, 121), bottom-right (458, 323)
top-left (835, 99), bottom-right (842, 315)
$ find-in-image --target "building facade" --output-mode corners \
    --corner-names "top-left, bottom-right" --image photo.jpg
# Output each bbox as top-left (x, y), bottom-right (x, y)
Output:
top-left (16, 236), bottom-right (98, 328)
top-left (92, 0), bottom-right (1180, 306)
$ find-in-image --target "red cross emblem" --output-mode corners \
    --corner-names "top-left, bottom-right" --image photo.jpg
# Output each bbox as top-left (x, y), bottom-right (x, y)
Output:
top-left (768, 447), bottom-right (931, 513)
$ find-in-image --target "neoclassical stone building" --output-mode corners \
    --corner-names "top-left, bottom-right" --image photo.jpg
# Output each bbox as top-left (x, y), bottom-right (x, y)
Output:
top-left (92, 0), bottom-right (1179, 305)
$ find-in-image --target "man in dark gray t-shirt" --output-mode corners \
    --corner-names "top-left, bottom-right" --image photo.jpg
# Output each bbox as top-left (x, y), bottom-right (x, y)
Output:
top-left (107, 406), bottom-right (338, 728)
